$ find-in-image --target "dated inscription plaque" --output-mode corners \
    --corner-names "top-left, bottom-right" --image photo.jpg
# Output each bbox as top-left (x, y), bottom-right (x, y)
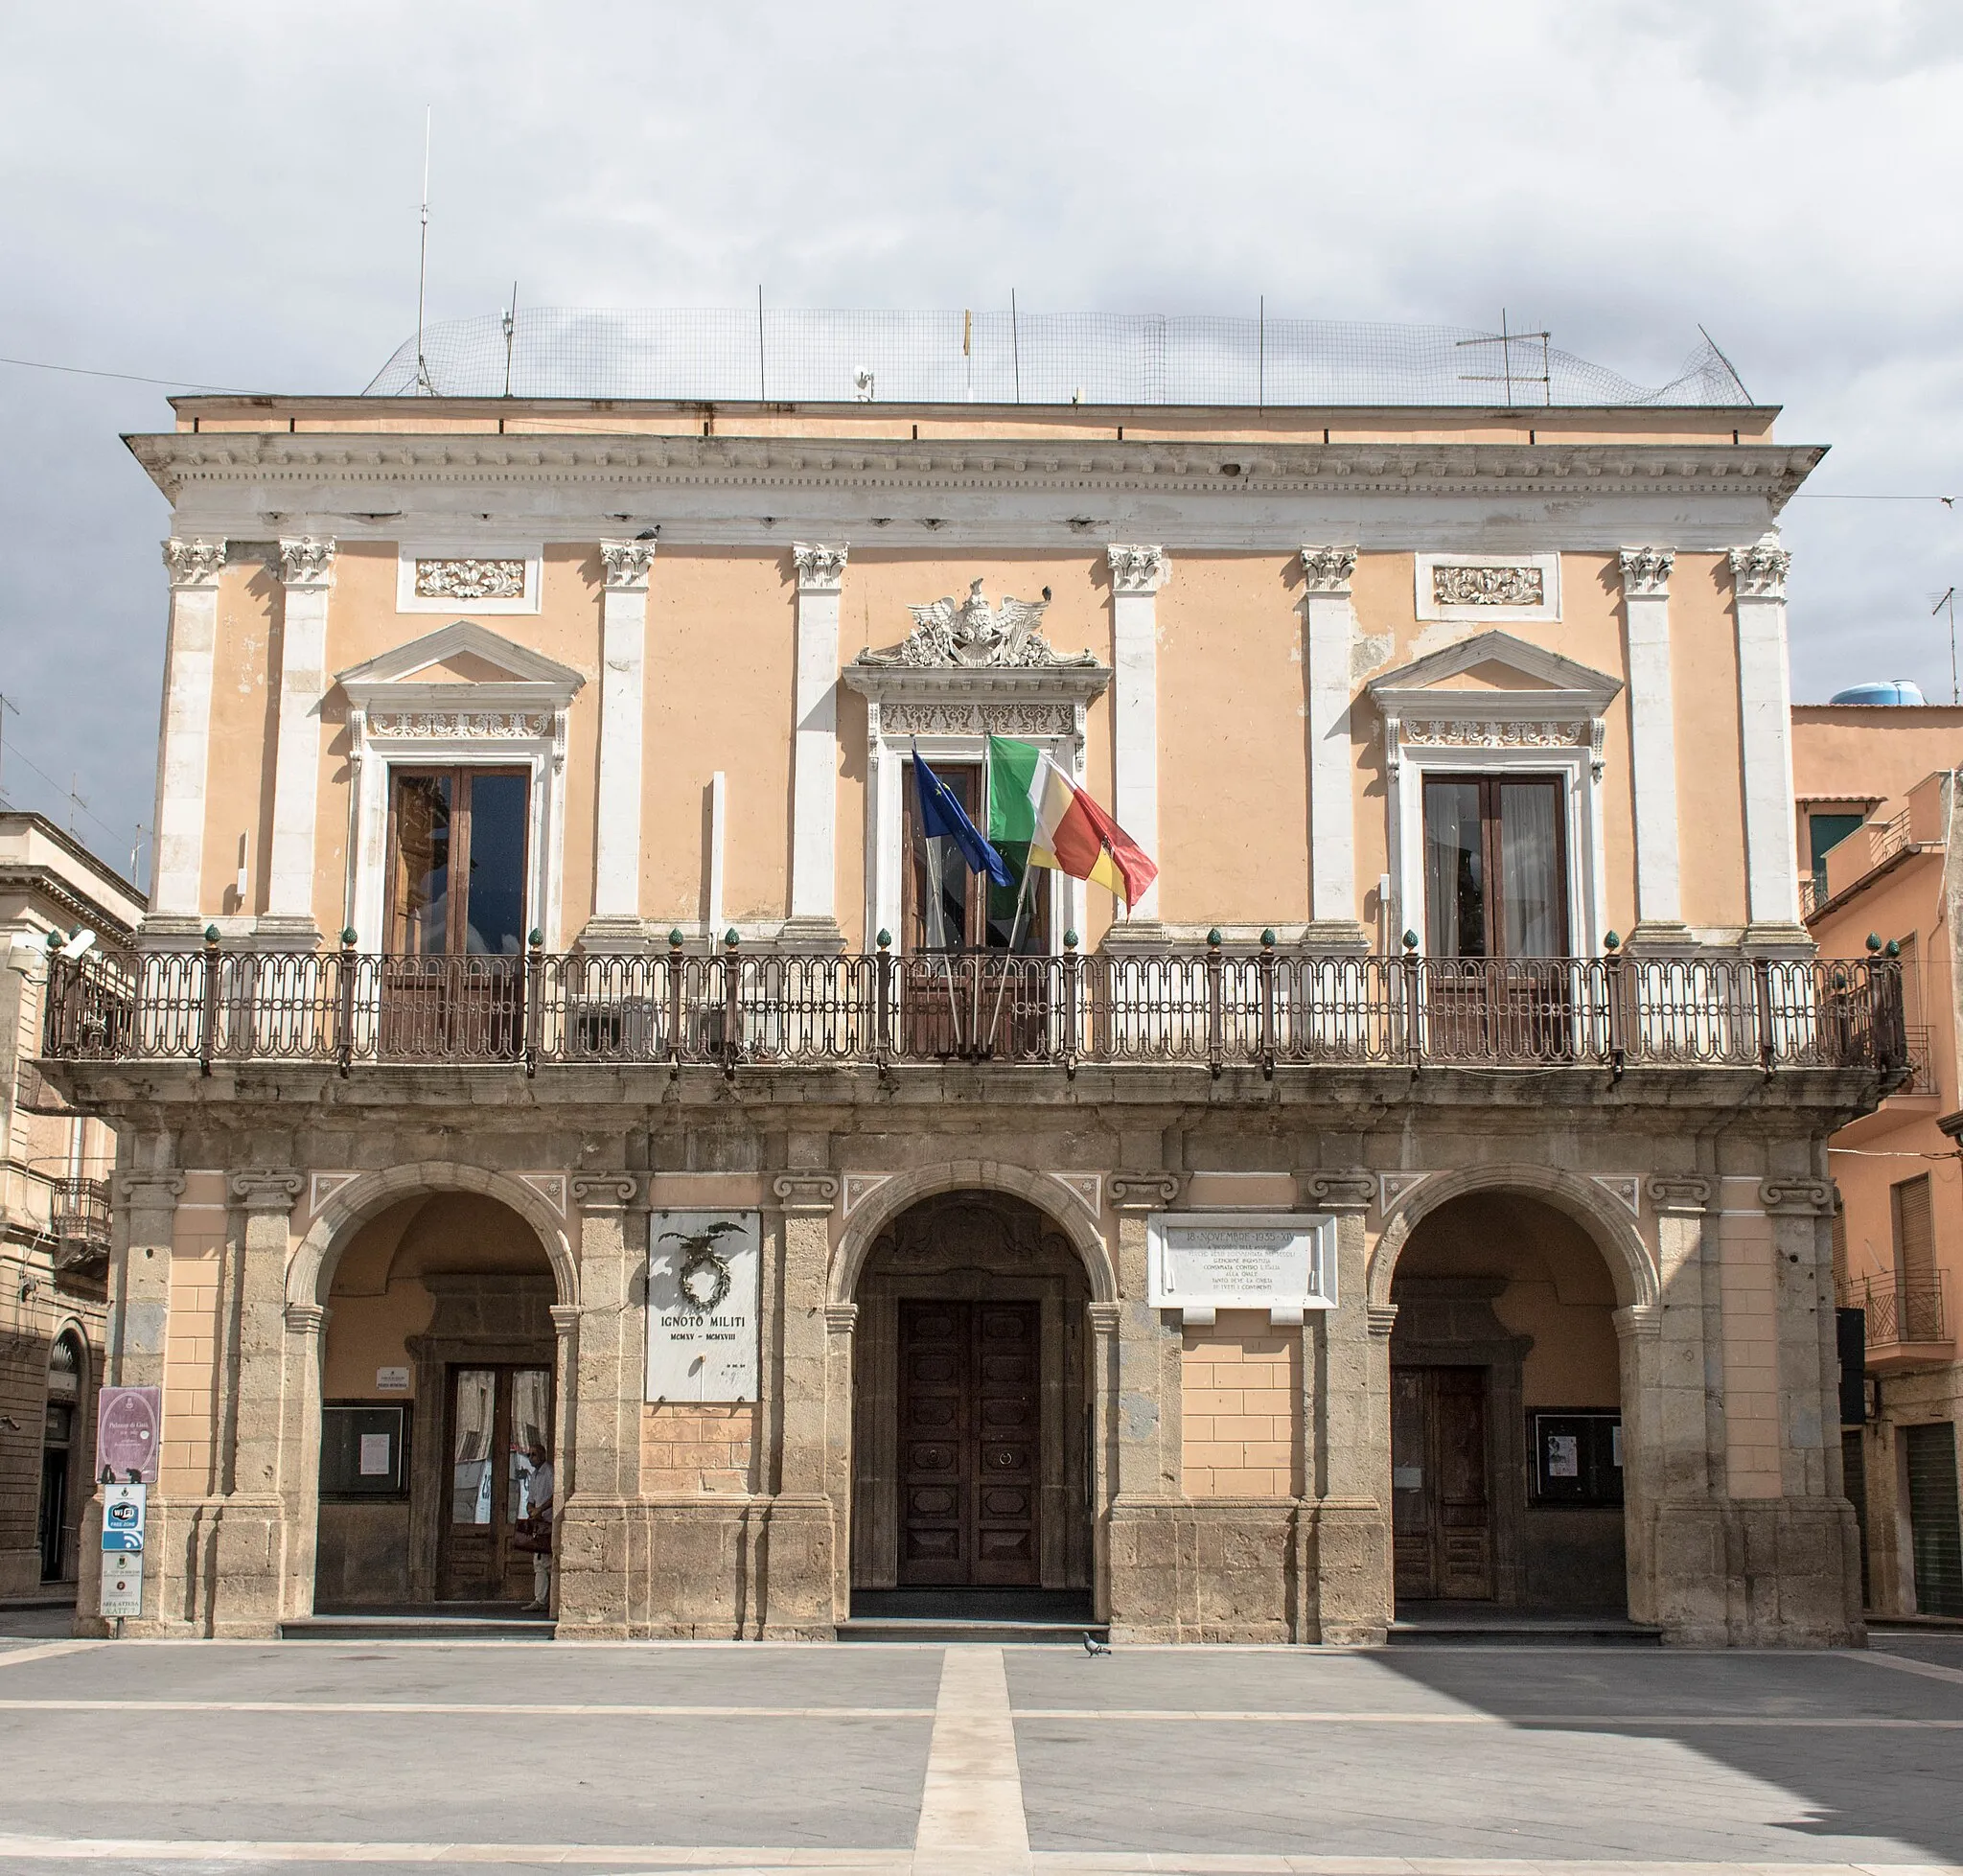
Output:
top-left (1147, 1212), bottom-right (1336, 1319)
top-left (646, 1210), bottom-right (761, 1401)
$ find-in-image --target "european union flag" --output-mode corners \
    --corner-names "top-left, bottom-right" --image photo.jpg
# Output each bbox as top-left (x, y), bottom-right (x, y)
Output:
top-left (912, 746), bottom-right (1013, 888)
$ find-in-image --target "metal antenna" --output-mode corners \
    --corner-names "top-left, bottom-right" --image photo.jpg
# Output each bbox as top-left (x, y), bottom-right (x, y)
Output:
top-left (756, 285), bottom-right (766, 402)
top-left (501, 281), bottom-right (518, 398)
top-left (1456, 311), bottom-right (1552, 407)
top-left (414, 107), bottom-right (434, 396)
top-left (0, 691), bottom-right (16, 805)
top-left (1258, 294), bottom-right (1265, 408)
top-left (67, 773), bottom-right (87, 838)
top-left (1935, 587), bottom-right (1958, 705)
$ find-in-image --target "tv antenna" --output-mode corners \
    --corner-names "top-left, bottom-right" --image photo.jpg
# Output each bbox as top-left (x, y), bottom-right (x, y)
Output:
top-left (1457, 310), bottom-right (1552, 406)
top-left (0, 691), bottom-right (17, 805)
top-left (501, 281), bottom-right (518, 398)
top-left (1934, 587), bottom-right (1958, 705)
top-left (413, 107), bottom-right (434, 396)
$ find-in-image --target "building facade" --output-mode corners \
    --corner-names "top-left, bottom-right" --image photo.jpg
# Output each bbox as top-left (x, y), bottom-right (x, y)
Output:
top-left (1792, 705), bottom-right (1963, 1617)
top-left (0, 814), bottom-right (144, 1598)
top-left (38, 388), bottom-right (1901, 1643)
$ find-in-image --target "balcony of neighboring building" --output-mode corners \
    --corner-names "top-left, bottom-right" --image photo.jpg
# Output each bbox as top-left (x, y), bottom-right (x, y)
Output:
top-left (48, 1175), bottom-right (111, 1276)
top-left (1841, 1270), bottom-right (1951, 1374)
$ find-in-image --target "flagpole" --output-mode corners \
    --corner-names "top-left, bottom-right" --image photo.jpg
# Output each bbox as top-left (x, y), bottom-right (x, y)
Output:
top-left (983, 858), bottom-right (1037, 1053)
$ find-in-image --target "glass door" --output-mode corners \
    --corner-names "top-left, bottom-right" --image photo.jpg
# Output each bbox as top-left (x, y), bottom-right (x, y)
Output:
top-left (382, 767), bottom-right (530, 1057)
top-left (900, 760), bottom-right (1050, 1057)
top-left (439, 1364), bottom-right (553, 1603)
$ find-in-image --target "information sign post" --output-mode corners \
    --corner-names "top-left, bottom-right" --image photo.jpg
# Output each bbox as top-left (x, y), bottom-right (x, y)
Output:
top-left (100, 1480), bottom-right (147, 1621)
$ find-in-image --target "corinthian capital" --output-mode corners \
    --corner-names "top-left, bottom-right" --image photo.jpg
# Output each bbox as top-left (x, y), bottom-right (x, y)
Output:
top-left (162, 538), bottom-right (225, 589)
top-left (1299, 545), bottom-right (1357, 594)
top-left (600, 540), bottom-right (657, 591)
top-left (278, 536), bottom-right (337, 589)
top-left (1617, 547), bottom-right (1674, 597)
top-left (1107, 544), bottom-right (1169, 593)
top-left (793, 543), bottom-right (848, 593)
top-left (1729, 536), bottom-right (1791, 601)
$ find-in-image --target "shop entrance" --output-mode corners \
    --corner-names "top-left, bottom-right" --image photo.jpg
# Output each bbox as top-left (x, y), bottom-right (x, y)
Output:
top-left (439, 1364), bottom-right (552, 1602)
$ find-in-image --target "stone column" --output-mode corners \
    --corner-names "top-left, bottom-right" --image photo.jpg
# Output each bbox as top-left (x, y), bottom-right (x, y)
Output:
top-left (1618, 549), bottom-right (1690, 949)
top-left (211, 1170), bottom-right (304, 1636)
top-left (1729, 537), bottom-right (1810, 949)
top-left (147, 539), bottom-right (225, 939)
top-left (1297, 1170), bottom-right (1383, 1641)
top-left (1086, 1300), bottom-right (1120, 1623)
top-left (823, 1303), bottom-right (857, 1616)
top-left (262, 538), bottom-right (335, 946)
top-left (1300, 548), bottom-right (1367, 952)
top-left (583, 542), bottom-right (657, 948)
top-left (277, 1301), bottom-right (329, 1625)
top-left (763, 1171), bottom-right (840, 1636)
top-left (1104, 1171), bottom-right (1182, 1640)
top-left (783, 545), bottom-right (848, 952)
top-left (1106, 545), bottom-right (1168, 931)
top-left (557, 1174), bottom-right (639, 1633)
top-left (80, 1166), bottom-right (183, 1633)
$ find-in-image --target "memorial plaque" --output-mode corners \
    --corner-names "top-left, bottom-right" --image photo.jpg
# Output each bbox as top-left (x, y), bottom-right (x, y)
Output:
top-left (96, 1385), bottom-right (162, 1483)
top-left (1146, 1212), bottom-right (1335, 1323)
top-left (646, 1210), bottom-right (761, 1402)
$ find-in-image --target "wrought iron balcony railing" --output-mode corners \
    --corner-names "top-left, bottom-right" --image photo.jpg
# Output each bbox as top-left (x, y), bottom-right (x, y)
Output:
top-left (1842, 1271), bottom-right (1947, 1348)
top-left (38, 938), bottom-right (1906, 1081)
top-left (49, 1176), bottom-right (111, 1268)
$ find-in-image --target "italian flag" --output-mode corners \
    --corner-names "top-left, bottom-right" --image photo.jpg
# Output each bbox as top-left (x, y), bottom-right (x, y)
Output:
top-left (987, 737), bottom-right (1159, 909)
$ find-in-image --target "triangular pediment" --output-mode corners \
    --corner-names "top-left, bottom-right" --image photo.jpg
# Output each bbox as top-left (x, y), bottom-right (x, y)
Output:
top-left (1365, 630), bottom-right (1620, 713)
top-left (337, 623), bottom-right (585, 694)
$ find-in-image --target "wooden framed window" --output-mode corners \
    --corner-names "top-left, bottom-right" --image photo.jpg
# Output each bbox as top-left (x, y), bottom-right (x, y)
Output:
top-left (1422, 774), bottom-right (1568, 959)
top-left (1891, 1173), bottom-right (1935, 1289)
top-left (900, 761), bottom-right (1048, 958)
top-left (385, 767), bottom-right (531, 957)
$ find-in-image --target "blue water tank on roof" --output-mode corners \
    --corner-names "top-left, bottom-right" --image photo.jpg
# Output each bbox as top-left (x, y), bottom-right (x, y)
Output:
top-left (1829, 681), bottom-right (1928, 706)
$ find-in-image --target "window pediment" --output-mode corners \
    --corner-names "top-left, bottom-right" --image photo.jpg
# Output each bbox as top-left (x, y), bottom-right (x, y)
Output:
top-left (337, 620), bottom-right (586, 719)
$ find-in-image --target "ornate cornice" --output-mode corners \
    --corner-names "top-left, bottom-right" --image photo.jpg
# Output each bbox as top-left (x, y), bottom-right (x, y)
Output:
top-left (1617, 546), bottom-right (1674, 597)
top-left (1299, 545), bottom-right (1357, 594)
top-left (1300, 1170), bottom-right (1375, 1215)
top-left (1729, 538), bottom-right (1791, 601)
top-left (1109, 1170), bottom-right (1181, 1212)
top-left (599, 539), bottom-right (657, 591)
top-left (230, 1170), bottom-right (306, 1213)
top-left (570, 1172), bottom-right (639, 1211)
top-left (277, 535), bottom-right (336, 589)
top-left (1645, 1174), bottom-right (1714, 1216)
top-left (771, 1171), bottom-right (841, 1215)
top-left (162, 537), bottom-right (225, 589)
top-left (1107, 544), bottom-right (1168, 593)
top-left (1759, 1176), bottom-right (1834, 1216)
top-left (127, 433), bottom-right (1829, 523)
top-left (793, 542), bottom-right (848, 592)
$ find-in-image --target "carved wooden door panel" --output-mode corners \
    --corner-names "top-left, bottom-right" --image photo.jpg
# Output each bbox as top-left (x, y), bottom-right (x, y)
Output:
top-left (1390, 1365), bottom-right (1494, 1603)
top-left (897, 1300), bottom-right (1040, 1586)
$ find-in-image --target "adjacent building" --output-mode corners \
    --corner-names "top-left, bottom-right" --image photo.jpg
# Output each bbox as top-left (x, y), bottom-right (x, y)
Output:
top-left (0, 813), bottom-right (144, 1597)
top-left (35, 333), bottom-right (1903, 1643)
top-left (1793, 699), bottom-right (1963, 1618)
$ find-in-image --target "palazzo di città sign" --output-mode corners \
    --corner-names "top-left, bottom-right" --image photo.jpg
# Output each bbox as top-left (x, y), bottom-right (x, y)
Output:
top-left (646, 1211), bottom-right (761, 1401)
top-left (1147, 1212), bottom-right (1337, 1326)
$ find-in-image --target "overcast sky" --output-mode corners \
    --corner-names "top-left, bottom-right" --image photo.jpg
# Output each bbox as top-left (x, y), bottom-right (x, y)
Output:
top-left (2, 0), bottom-right (1958, 890)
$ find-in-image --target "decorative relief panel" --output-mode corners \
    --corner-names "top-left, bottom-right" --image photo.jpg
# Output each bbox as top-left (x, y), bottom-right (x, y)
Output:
top-left (881, 699), bottom-right (1078, 739)
top-left (367, 710), bottom-right (553, 740)
top-left (1400, 718), bottom-right (1591, 752)
top-left (397, 548), bottom-right (542, 614)
top-left (1431, 563), bottom-right (1544, 608)
top-left (414, 558), bottom-right (527, 600)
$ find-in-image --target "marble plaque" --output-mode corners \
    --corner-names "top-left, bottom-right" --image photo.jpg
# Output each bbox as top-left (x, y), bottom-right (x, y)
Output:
top-left (646, 1210), bottom-right (761, 1402)
top-left (1147, 1212), bottom-right (1336, 1323)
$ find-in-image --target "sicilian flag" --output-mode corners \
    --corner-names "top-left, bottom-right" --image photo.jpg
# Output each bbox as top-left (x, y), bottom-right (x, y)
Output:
top-left (987, 736), bottom-right (1158, 909)
top-left (912, 746), bottom-right (1011, 947)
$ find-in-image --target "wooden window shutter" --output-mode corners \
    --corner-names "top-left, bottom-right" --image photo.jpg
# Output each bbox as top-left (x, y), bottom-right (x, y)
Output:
top-left (1831, 1190), bottom-right (1848, 1296)
top-left (1891, 1174), bottom-right (1935, 1288)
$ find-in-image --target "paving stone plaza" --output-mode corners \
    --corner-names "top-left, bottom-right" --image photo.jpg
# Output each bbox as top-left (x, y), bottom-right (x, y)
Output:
top-left (3, 1620), bottom-right (1961, 1874)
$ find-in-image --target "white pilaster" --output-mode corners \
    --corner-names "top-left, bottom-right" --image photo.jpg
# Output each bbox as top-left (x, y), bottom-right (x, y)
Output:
top-left (262, 537), bottom-right (335, 944)
top-left (1301, 546), bottom-right (1366, 951)
top-left (147, 538), bottom-right (225, 937)
top-left (1107, 544), bottom-right (1167, 927)
top-left (1618, 548), bottom-right (1689, 948)
top-left (785, 543), bottom-right (847, 951)
top-left (584, 539), bottom-right (655, 948)
top-left (1730, 536), bottom-right (1808, 948)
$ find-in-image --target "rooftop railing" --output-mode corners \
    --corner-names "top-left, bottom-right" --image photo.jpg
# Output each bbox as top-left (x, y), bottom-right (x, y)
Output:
top-left (40, 939), bottom-right (1905, 1082)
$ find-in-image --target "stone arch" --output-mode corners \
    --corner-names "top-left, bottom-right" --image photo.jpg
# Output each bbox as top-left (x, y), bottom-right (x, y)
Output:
top-left (829, 1160), bottom-right (1117, 1306)
top-left (286, 1161), bottom-right (578, 1312)
top-left (1368, 1163), bottom-right (1659, 1315)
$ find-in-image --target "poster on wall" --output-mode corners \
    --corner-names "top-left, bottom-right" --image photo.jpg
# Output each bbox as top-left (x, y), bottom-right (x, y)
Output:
top-left (646, 1210), bottom-right (761, 1402)
top-left (1146, 1212), bottom-right (1337, 1325)
top-left (96, 1385), bottom-right (162, 1483)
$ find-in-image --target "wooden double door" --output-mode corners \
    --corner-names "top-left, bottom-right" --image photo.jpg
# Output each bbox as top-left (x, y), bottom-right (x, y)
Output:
top-left (1392, 1365), bottom-right (1494, 1601)
top-left (897, 1299), bottom-right (1040, 1586)
top-left (439, 1362), bottom-right (553, 1602)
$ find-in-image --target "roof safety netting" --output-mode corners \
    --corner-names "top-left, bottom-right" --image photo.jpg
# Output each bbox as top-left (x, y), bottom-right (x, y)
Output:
top-left (362, 308), bottom-right (1753, 408)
